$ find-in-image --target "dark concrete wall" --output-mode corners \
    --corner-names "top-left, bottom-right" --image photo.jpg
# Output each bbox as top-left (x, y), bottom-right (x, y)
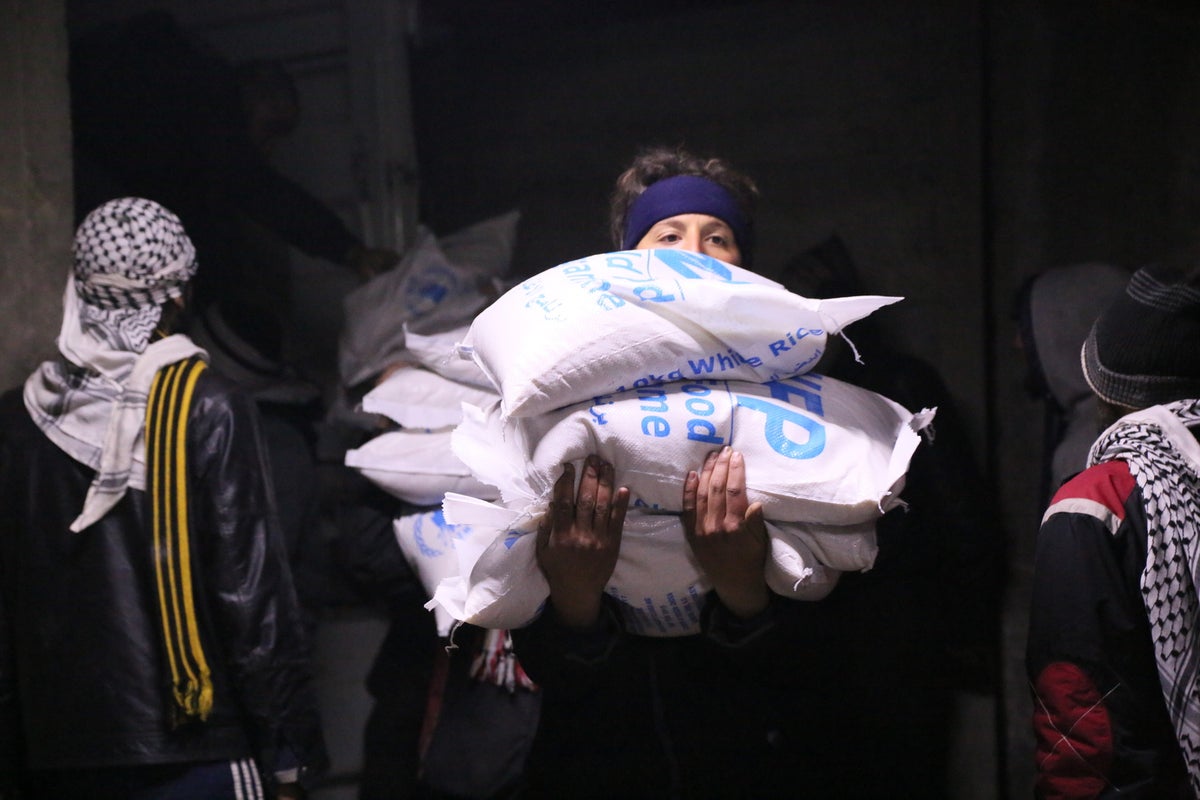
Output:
top-left (0, 0), bottom-right (73, 391)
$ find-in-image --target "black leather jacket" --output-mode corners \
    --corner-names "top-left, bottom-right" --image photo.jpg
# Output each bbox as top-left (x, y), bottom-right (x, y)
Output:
top-left (0, 370), bottom-right (328, 787)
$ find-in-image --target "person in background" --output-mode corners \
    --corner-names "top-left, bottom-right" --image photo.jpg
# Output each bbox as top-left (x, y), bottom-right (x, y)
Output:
top-left (187, 297), bottom-right (330, 632)
top-left (331, 358), bottom-right (540, 800)
top-left (0, 198), bottom-right (328, 799)
top-left (1013, 262), bottom-right (1131, 507)
top-left (1027, 258), bottom-right (1200, 797)
top-left (332, 478), bottom-right (541, 800)
top-left (330, 479), bottom-right (440, 800)
top-left (781, 234), bottom-right (1006, 797)
top-left (511, 146), bottom-right (841, 799)
top-left (69, 10), bottom-right (399, 368)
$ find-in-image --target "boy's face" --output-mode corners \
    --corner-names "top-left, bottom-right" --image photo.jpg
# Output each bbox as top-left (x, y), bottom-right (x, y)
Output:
top-left (635, 213), bottom-right (742, 266)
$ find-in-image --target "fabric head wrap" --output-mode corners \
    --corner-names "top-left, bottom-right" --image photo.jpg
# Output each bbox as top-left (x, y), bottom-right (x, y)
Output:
top-left (1082, 263), bottom-right (1200, 408)
top-left (621, 175), bottom-right (749, 255)
top-left (73, 196), bottom-right (197, 310)
top-left (1086, 400), bottom-right (1200, 794)
top-left (23, 197), bottom-right (206, 531)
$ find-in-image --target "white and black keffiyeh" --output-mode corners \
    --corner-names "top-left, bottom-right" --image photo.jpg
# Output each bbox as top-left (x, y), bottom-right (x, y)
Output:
top-left (23, 198), bottom-right (206, 531)
top-left (71, 196), bottom-right (197, 310)
top-left (1089, 398), bottom-right (1200, 792)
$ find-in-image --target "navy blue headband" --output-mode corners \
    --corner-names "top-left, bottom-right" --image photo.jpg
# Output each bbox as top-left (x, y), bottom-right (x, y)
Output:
top-left (621, 175), bottom-right (749, 252)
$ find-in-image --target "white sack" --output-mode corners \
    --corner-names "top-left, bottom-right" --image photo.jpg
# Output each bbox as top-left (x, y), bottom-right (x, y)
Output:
top-left (362, 365), bottom-right (499, 429)
top-left (430, 497), bottom-right (873, 637)
top-left (763, 519), bottom-right (875, 598)
top-left (344, 429), bottom-right (499, 506)
top-left (400, 326), bottom-right (493, 388)
top-left (459, 248), bottom-right (901, 419)
top-left (452, 374), bottom-right (933, 526)
top-left (394, 509), bottom-right (470, 636)
top-left (339, 210), bottom-right (518, 388)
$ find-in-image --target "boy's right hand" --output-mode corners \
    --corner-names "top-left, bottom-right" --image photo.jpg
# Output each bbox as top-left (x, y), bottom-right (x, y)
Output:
top-left (535, 455), bottom-right (629, 628)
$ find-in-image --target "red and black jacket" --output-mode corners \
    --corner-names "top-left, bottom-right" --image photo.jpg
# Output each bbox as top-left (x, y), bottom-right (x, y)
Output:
top-left (1027, 460), bottom-right (1190, 798)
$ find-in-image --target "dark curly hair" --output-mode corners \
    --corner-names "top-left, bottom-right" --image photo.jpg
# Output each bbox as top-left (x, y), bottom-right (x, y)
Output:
top-left (608, 145), bottom-right (760, 265)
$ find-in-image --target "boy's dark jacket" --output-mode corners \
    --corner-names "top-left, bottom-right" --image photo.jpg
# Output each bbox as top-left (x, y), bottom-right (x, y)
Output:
top-left (0, 372), bottom-right (327, 790)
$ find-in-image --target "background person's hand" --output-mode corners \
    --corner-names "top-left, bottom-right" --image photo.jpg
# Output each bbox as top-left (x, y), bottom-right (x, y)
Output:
top-left (344, 244), bottom-right (401, 279)
top-left (276, 782), bottom-right (306, 800)
top-left (535, 455), bottom-right (629, 628)
top-left (682, 447), bottom-right (770, 619)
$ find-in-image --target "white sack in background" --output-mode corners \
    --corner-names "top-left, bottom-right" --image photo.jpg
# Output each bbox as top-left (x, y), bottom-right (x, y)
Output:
top-left (344, 428), bottom-right (499, 507)
top-left (339, 210), bottom-right (518, 388)
top-left (400, 325), bottom-right (493, 388)
top-left (763, 519), bottom-right (877, 598)
top-left (430, 498), bottom-right (874, 637)
top-left (394, 509), bottom-right (470, 636)
top-left (459, 248), bottom-right (901, 419)
top-left (362, 365), bottom-right (498, 429)
top-left (451, 374), bottom-right (933, 526)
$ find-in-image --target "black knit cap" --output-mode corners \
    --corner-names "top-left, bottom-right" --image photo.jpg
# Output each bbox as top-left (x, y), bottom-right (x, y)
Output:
top-left (1082, 261), bottom-right (1200, 408)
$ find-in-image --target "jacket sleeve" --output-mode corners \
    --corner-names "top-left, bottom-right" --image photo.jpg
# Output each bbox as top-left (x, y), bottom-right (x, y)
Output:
top-left (330, 484), bottom-right (427, 614)
top-left (188, 373), bottom-right (329, 786)
top-left (511, 591), bottom-right (831, 692)
top-left (0, 395), bottom-right (25, 793)
top-left (1026, 465), bottom-right (1187, 799)
top-left (0, 511), bottom-right (19, 796)
top-left (510, 598), bottom-right (625, 691)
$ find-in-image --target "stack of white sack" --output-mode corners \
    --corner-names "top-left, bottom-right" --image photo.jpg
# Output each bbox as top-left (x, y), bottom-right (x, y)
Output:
top-left (434, 375), bottom-right (934, 636)
top-left (337, 212), bottom-right (522, 637)
top-left (343, 362), bottom-right (503, 636)
top-left (423, 249), bottom-right (935, 636)
top-left (343, 331), bottom-right (503, 506)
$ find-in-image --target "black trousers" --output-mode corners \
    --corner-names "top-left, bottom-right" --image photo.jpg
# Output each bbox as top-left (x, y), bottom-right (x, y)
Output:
top-left (21, 758), bottom-right (263, 800)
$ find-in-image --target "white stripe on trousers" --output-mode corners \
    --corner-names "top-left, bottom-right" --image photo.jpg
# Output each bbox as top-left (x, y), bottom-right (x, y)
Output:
top-left (231, 758), bottom-right (263, 800)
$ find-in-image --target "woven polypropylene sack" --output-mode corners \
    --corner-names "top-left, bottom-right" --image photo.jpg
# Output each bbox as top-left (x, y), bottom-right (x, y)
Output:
top-left (339, 210), bottom-right (517, 387)
top-left (394, 509), bottom-right (470, 636)
top-left (362, 365), bottom-right (498, 429)
top-left (429, 502), bottom-right (873, 637)
top-left (451, 374), bottom-right (933, 526)
top-left (459, 248), bottom-right (901, 419)
top-left (344, 429), bottom-right (499, 506)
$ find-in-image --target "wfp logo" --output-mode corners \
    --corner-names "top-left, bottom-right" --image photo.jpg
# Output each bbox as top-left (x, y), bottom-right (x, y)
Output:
top-left (403, 263), bottom-right (466, 317)
top-left (414, 509), bottom-right (471, 559)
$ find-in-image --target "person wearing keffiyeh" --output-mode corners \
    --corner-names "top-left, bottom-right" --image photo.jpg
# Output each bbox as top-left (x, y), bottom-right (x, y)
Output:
top-left (1027, 257), bottom-right (1200, 799)
top-left (0, 198), bottom-right (328, 799)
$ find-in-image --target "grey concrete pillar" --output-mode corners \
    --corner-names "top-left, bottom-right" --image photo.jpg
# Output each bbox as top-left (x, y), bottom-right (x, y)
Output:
top-left (0, 0), bottom-right (72, 392)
